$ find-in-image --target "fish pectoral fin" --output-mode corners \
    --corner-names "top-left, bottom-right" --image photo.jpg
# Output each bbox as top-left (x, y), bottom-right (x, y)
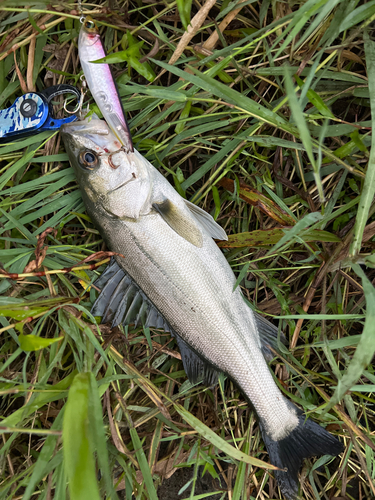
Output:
top-left (174, 335), bottom-right (220, 387)
top-left (184, 200), bottom-right (228, 241)
top-left (253, 312), bottom-right (287, 361)
top-left (152, 199), bottom-right (203, 247)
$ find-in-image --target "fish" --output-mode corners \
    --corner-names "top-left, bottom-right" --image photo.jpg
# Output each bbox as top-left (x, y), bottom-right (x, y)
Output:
top-left (61, 117), bottom-right (343, 499)
top-left (78, 16), bottom-right (133, 152)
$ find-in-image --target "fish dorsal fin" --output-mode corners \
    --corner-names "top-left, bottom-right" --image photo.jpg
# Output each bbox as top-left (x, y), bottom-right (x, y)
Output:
top-left (253, 312), bottom-right (287, 361)
top-left (152, 199), bottom-right (203, 247)
top-left (91, 257), bottom-right (169, 331)
top-left (174, 335), bottom-right (220, 387)
top-left (184, 200), bottom-right (228, 241)
top-left (92, 258), bottom-right (221, 387)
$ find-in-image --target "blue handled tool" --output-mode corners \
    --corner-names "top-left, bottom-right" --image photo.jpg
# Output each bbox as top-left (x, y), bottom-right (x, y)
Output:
top-left (0, 84), bottom-right (81, 143)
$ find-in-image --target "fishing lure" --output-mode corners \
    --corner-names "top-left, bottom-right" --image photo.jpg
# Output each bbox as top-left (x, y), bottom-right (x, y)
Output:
top-left (78, 16), bottom-right (133, 152)
top-left (0, 84), bottom-right (80, 143)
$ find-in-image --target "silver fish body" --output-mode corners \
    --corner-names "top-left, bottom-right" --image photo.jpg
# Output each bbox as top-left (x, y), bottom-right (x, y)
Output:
top-left (62, 118), bottom-right (342, 499)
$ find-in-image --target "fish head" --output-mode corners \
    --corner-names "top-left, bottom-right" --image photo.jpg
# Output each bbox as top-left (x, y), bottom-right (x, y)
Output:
top-left (61, 118), bottom-right (152, 219)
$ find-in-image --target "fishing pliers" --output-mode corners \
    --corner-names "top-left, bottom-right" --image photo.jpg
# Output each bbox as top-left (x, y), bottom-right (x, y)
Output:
top-left (0, 84), bottom-right (81, 143)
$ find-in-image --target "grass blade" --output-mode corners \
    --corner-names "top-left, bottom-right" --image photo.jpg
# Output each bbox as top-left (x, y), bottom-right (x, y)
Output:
top-left (266, 212), bottom-right (323, 255)
top-left (129, 427), bottom-right (159, 500)
top-left (218, 228), bottom-right (340, 248)
top-left (152, 59), bottom-right (291, 130)
top-left (174, 403), bottom-right (278, 470)
top-left (283, 68), bottom-right (325, 202)
top-left (22, 411), bottom-right (64, 500)
top-left (324, 264), bottom-right (375, 412)
top-left (63, 372), bottom-right (101, 500)
top-left (88, 372), bottom-right (119, 500)
top-left (350, 32), bottom-right (375, 256)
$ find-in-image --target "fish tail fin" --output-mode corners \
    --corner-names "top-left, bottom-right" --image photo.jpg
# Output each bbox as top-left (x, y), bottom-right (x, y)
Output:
top-left (260, 412), bottom-right (343, 499)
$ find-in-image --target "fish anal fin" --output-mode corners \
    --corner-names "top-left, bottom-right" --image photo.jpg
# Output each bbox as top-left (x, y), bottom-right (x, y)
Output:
top-left (253, 312), bottom-right (287, 361)
top-left (175, 335), bottom-right (220, 387)
top-left (185, 199), bottom-right (228, 241)
top-left (152, 199), bottom-right (203, 247)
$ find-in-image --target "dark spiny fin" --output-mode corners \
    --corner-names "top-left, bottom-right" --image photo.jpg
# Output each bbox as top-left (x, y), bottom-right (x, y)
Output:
top-left (145, 307), bottom-right (158, 328)
top-left (253, 312), bottom-right (287, 361)
top-left (93, 257), bottom-right (121, 289)
top-left (152, 199), bottom-right (203, 247)
top-left (174, 336), bottom-right (220, 387)
top-left (111, 278), bottom-right (135, 327)
top-left (156, 312), bottom-right (165, 329)
top-left (184, 200), bottom-right (228, 241)
top-left (123, 291), bottom-right (143, 325)
top-left (92, 259), bottom-right (171, 332)
top-left (91, 265), bottom-right (126, 317)
top-left (102, 275), bottom-right (131, 324)
top-left (163, 319), bottom-right (169, 332)
top-left (135, 300), bottom-right (149, 328)
top-left (260, 413), bottom-right (343, 499)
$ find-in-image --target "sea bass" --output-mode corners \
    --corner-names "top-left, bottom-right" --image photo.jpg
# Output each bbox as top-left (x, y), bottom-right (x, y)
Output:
top-left (61, 118), bottom-right (342, 499)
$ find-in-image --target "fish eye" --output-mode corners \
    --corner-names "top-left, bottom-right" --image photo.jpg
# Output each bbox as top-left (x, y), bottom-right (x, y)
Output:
top-left (79, 150), bottom-right (99, 170)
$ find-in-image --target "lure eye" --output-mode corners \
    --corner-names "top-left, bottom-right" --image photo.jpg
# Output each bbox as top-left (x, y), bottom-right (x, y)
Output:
top-left (79, 150), bottom-right (99, 170)
top-left (84, 19), bottom-right (96, 29)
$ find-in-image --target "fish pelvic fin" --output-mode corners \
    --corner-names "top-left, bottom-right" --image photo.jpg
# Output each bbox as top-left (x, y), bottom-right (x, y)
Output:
top-left (260, 410), bottom-right (343, 499)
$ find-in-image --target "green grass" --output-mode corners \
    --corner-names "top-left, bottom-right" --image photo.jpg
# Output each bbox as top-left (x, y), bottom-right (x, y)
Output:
top-left (0, 0), bottom-right (374, 499)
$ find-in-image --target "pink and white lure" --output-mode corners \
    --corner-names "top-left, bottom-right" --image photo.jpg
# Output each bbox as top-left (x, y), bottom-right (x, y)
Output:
top-left (78, 16), bottom-right (133, 152)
